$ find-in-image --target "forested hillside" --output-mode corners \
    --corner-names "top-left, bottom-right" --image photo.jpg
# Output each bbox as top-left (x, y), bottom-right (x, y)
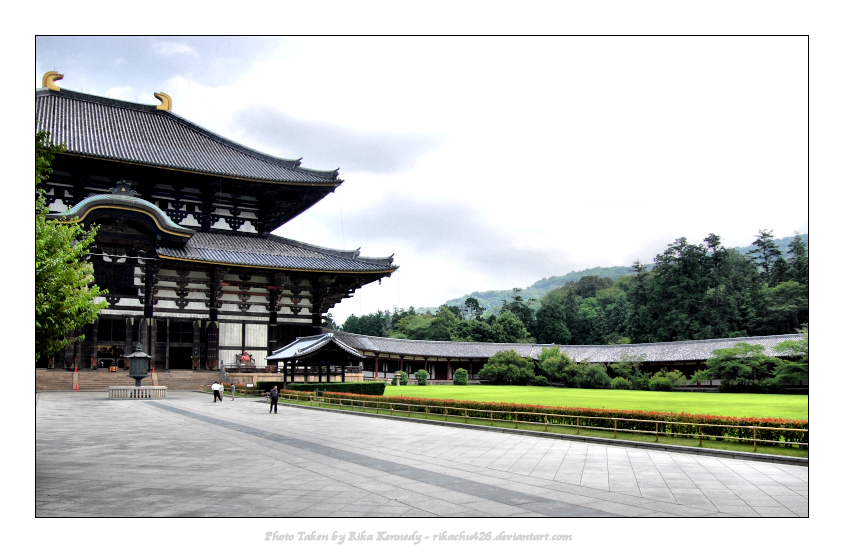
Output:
top-left (423, 234), bottom-right (807, 316)
top-left (340, 231), bottom-right (808, 345)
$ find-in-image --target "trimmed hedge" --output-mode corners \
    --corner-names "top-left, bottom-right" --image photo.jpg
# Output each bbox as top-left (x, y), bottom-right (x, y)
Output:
top-left (282, 382), bottom-right (387, 396)
top-left (315, 392), bottom-right (808, 446)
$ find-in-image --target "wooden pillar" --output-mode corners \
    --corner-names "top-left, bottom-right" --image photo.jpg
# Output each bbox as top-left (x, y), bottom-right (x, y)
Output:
top-left (149, 319), bottom-right (157, 370)
top-left (341, 364), bottom-right (346, 383)
top-left (124, 318), bottom-right (133, 358)
top-left (304, 364), bottom-right (309, 383)
top-left (91, 318), bottom-right (98, 369)
top-left (469, 359), bottom-right (473, 380)
top-left (165, 318), bottom-right (170, 370)
top-left (447, 359), bottom-right (452, 380)
top-left (375, 356), bottom-right (379, 380)
top-left (193, 320), bottom-right (201, 370)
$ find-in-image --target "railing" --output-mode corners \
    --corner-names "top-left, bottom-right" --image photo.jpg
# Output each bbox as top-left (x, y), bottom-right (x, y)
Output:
top-left (279, 393), bottom-right (808, 452)
top-left (108, 386), bottom-right (167, 399)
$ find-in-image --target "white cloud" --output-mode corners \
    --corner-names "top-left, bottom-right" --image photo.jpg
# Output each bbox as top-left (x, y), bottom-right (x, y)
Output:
top-left (105, 86), bottom-right (133, 100)
top-left (153, 41), bottom-right (198, 57)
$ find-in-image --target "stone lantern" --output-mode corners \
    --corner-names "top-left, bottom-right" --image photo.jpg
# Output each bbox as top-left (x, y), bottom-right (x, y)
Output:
top-left (125, 343), bottom-right (152, 387)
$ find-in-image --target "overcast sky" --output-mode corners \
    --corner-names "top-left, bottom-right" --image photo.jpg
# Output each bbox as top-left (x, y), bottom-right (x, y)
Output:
top-left (35, 36), bottom-right (808, 324)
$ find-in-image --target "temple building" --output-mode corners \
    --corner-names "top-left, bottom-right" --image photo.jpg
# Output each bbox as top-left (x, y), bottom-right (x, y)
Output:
top-left (36, 72), bottom-right (396, 373)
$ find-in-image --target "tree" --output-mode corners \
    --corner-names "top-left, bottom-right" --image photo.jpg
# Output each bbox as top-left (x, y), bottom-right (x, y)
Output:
top-left (749, 229), bottom-right (782, 281)
top-left (321, 313), bottom-right (339, 330)
top-left (534, 296), bottom-right (571, 344)
top-left (464, 297), bottom-right (485, 320)
top-left (773, 326), bottom-right (808, 383)
top-left (702, 343), bottom-right (779, 385)
top-left (35, 130), bottom-right (106, 360)
top-left (500, 288), bottom-right (536, 335)
top-left (428, 305), bottom-right (458, 340)
top-left (492, 311), bottom-right (530, 343)
top-left (478, 350), bottom-right (534, 385)
top-left (787, 233), bottom-right (809, 286)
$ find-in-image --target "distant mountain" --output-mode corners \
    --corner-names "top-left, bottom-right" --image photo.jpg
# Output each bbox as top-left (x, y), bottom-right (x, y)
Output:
top-left (420, 233), bottom-right (807, 315)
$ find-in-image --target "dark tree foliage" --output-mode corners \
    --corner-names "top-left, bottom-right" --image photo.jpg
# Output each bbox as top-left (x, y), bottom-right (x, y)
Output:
top-left (749, 229), bottom-right (783, 282)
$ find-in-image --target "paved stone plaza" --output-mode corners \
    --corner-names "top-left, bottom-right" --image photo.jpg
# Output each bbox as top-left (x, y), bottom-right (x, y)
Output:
top-left (35, 392), bottom-right (808, 517)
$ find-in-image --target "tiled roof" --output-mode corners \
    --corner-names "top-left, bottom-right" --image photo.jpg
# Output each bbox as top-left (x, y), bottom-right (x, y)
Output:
top-left (157, 232), bottom-right (396, 273)
top-left (36, 88), bottom-right (341, 185)
top-left (327, 331), bottom-right (803, 362)
top-left (267, 334), bottom-right (366, 361)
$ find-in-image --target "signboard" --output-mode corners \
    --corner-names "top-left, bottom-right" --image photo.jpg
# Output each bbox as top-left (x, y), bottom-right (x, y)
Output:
top-left (246, 383), bottom-right (254, 388)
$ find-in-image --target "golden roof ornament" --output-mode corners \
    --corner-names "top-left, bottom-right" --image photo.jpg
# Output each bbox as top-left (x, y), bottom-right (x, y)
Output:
top-left (42, 71), bottom-right (63, 91)
top-left (154, 92), bottom-right (172, 111)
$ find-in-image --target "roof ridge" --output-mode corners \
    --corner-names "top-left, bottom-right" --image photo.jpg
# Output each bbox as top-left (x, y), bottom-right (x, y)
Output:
top-left (36, 88), bottom-right (341, 183)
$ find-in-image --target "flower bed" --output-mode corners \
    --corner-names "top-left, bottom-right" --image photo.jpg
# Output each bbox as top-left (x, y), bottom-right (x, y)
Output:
top-left (307, 391), bottom-right (808, 446)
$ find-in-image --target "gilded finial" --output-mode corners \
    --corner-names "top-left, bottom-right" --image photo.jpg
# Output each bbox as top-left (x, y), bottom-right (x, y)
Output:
top-left (154, 92), bottom-right (172, 111)
top-left (42, 71), bottom-right (63, 91)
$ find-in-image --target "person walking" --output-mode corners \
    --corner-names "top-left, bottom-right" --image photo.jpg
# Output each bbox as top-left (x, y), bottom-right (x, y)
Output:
top-left (269, 386), bottom-right (279, 414)
top-left (211, 381), bottom-right (221, 402)
top-left (231, 382), bottom-right (236, 400)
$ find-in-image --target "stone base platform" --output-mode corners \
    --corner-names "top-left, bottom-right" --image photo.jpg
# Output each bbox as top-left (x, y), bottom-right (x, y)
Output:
top-left (108, 386), bottom-right (167, 399)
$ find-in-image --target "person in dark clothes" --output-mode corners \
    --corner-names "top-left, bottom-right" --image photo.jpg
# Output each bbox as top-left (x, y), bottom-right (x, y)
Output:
top-left (212, 381), bottom-right (221, 402)
top-left (269, 386), bottom-right (279, 414)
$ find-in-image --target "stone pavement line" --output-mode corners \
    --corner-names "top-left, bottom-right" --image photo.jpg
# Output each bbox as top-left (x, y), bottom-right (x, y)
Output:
top-left (167, 401), bottom-right (752, 518)
top-left (208, 400), bottom-right (807, 517)
top-left (144, 400), bottom-right (737, 518)
top-left (148, 402), bottom-right (617, 517)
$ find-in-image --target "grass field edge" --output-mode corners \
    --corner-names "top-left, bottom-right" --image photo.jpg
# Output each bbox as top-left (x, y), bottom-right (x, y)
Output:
top-left (279, 400), bottom-right (808, 467)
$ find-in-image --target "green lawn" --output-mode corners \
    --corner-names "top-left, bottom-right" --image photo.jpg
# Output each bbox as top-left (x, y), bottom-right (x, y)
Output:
top-left (383, 385), bottom-right (808, 420)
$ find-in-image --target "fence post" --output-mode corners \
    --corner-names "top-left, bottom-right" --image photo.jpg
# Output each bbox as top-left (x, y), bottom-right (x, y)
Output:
top-left (655, 421), bottom-right (659, 443)
top-left (545, 414), bottom-right (548, 432)
top-left (576, 417), bottom-right (580, 435)
top-left (490, 410), bottom-right (494, 426)
top-left (465, 409), bottom-right (468, 424)
top-left (614, 418), bottom-right (617, 439)
top-left (515, 412), bottom-right (518, 429)
top-left (425, 406), bottom-right (428, 420)
top-left (698, 424), bottom-right (702, 447)
top-left (753, 428), bottom-right (757, 452)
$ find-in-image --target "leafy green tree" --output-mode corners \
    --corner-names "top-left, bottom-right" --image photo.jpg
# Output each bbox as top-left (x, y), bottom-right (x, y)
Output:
top-left (608, 353), bottom-right (646, 379)
top-left (464, 297), bottom-right (485, 319)
top-left (321, 313), bottom-right (339, 330)
top-left (702, 343), bottom-right (778, 385)
top-left (749, 229), bottom-right (783, 281)
top-left (35, 130), bottom-right (106, 359)
top-left (414, 369), bottom-right (429, 385)
top-left (492, 311), bottom-right (530, 343)
top-left (773, 326), bottom-right (808, 383)
top-left (534, 296), bottom-right (571, 344)
top-left (428, 305), bottom-right (458, 341)
top-left (758, 281), bottom-right (808, 334)
top-left (500, 288), bottom-right (536, 335)
top-left (787, 233), bottom-right (809, 286)
top-left (478, 350), bottom-right (534, 384)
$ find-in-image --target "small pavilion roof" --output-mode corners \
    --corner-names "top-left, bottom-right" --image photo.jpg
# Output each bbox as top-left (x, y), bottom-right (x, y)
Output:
top-left (36, 88), bottom-right (341, 186)
top-left (268, 333), bottom-right (366, 361)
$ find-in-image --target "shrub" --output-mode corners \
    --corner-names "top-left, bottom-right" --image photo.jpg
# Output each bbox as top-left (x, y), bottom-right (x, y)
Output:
top-left (611, 376), bottom-right (632, 390)
top-left (533, 375), bottom-right (549, 387)
top-left (648, 375), bottom-right (673, 392)
top-left (453, 368), bottom-right (468, 385)
top-left (399, 371), bottom-right (409, 386)
top-left (586, 364), bottom-right (612, 388)
top-left (414, 369), bottom-right (428, 386)
top-left (478, 350), bottom-right (534, 384)
top-left (282, 382), bottom-right (386, 396)
top-left (391, 373), bottom-right (399, 385)
top-left (664, 369), bottom-right (687, 387)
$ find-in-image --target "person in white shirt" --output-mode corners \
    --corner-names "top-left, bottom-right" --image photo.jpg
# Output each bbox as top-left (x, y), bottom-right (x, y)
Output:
top-left (211, 382), bottom-right (221, 403)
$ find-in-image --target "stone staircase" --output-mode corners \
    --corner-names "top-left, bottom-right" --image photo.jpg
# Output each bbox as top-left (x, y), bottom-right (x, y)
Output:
top-left (36, 369), bottom-right (221, 391)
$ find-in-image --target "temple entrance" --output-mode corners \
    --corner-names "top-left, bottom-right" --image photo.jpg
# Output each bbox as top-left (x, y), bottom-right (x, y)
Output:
top-left (169, 347), bottom-right (193, 370)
